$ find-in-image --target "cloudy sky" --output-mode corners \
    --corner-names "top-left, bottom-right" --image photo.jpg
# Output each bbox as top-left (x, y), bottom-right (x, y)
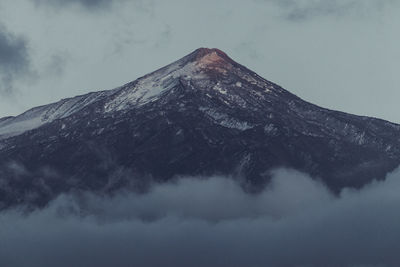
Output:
top-left (0, 0), bottom-right (399, 123)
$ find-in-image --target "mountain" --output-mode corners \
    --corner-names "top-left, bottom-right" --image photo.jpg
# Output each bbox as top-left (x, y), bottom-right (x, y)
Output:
top-left (0, 48), bottom-right (399, 208)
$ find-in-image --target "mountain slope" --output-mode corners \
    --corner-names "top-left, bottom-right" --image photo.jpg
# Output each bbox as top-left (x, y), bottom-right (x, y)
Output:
top-left (0, 48), bottom-right (399, 208)
top-left (0, 89), bottom-right (118, 140)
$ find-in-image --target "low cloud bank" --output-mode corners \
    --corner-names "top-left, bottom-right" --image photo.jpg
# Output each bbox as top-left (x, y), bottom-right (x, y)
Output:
top-left (1, 168), bottom-right (400, 267)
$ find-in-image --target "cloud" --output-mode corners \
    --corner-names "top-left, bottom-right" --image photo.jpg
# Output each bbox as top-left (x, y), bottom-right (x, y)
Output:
top-left (1, 168), bottom-right (400, 266)
top-left (32, 0), bottom-right (153, 12)
top-left (0, 25), bottom-right (32, 95)
top-left (44, 52), bottom-right (69, 77)
top-left (33, 0), bottom-right (113, 10)
top-left (262, 0), bottom-right (392, 21)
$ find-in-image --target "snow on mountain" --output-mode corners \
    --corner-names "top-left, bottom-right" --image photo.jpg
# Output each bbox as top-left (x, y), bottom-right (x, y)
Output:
top-left (0, 90), bottom-right (117, 140)
top-left (103, 48), bottom-right (233, 112)
top-left (0, 48), bottom-right (235, 138)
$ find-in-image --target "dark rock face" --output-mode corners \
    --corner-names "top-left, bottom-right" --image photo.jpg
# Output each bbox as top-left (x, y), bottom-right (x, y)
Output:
top-left (0, 48), bottom-right (399, 207)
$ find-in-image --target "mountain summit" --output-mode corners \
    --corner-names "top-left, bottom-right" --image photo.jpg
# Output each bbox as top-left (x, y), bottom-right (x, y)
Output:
top-left (0, 48), bottom-right (399, 207)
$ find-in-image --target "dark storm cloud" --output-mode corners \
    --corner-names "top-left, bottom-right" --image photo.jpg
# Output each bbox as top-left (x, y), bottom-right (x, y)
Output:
top-left (0, 26), bottom-right (31, 95)
top-left (1, 168), bottom-right (400, 267)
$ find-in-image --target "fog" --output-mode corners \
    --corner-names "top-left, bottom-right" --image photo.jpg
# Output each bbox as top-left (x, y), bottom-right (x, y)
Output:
top-left (1, 168), bottom-right (399, 267)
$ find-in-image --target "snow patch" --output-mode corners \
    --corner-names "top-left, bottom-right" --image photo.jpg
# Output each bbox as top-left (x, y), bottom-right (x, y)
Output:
top-left (200, 107), bottom-right (253, 131)
top-left (213, 83), bottom-right (227, 95)
top-left (264, 124), bottom-right (278, 136)
top-left (355, 131), bottom-right (366, 145)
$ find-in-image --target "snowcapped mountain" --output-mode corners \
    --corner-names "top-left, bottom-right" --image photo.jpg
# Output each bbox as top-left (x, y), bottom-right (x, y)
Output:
top-left (0, 48), bottom-right (400, 208)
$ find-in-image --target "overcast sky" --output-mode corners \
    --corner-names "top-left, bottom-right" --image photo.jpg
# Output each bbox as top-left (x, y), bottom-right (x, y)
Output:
top-left (0, 0), bottom-right (399, 123)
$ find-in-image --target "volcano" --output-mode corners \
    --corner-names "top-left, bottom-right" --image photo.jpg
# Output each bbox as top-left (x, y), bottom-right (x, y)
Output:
top-left (0, 48), bottom-right (399, 207)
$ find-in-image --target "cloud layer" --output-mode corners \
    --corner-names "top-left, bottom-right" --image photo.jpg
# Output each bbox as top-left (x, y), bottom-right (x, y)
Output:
top-left (1, 169), bottom-right (400, 267)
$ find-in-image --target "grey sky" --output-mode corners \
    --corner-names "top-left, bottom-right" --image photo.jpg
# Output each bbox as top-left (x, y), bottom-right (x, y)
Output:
top-left (0, 0), bottom-right (399, 123)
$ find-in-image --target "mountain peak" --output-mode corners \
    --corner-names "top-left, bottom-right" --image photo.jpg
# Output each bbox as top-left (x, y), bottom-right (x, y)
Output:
top-left (102, 47), bottom-right (274, 112)
top-left (193, 47), bottom-right (230, 59)
top-left (191, 48), bottom-right (233, 72)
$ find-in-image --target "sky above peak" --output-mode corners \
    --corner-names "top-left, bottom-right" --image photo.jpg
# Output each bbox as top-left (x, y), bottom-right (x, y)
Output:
top-left (0, 0), bottom-right (399, 123)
